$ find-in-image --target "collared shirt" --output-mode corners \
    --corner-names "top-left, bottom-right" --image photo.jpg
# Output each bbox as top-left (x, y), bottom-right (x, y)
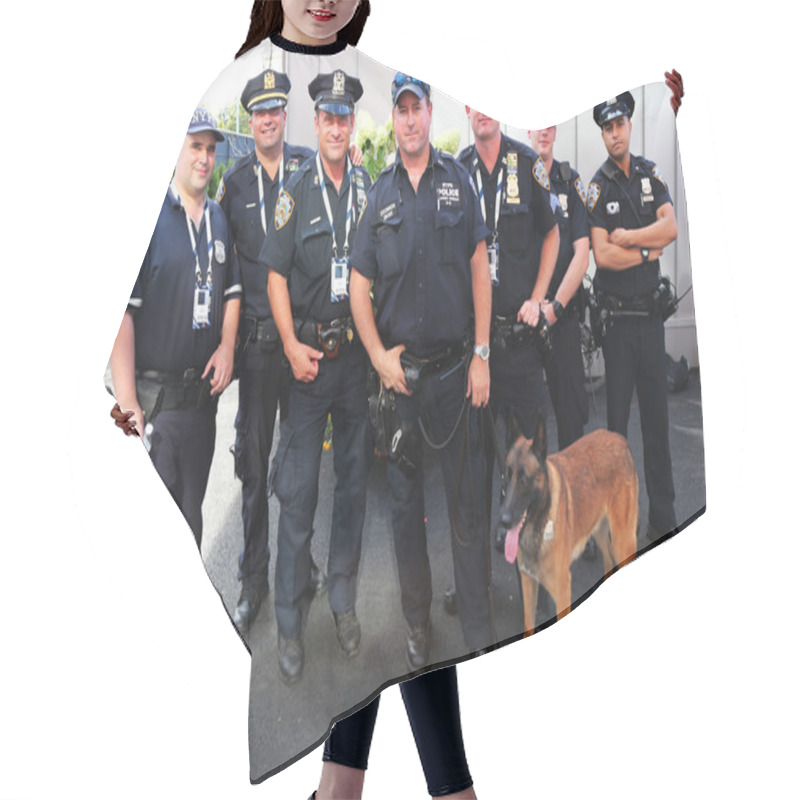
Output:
top-left (457, 134), bottom-right (557, 316)
top-left (128, 189), bottom-right (242, 375)
top-left (588, 154), bottom-right (672, 298)
top-left (216, 143), bottom-right (313, 321)
top-left (262, 155), bottom-right (371, 323)
top-left (351, 146), bottom-right (489, 357)
top-left (545, 158), bottom-right (589, 299)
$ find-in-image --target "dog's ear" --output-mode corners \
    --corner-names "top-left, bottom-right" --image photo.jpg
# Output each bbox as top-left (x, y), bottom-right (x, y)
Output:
top-left (530, 412), bottom-right (547, 463)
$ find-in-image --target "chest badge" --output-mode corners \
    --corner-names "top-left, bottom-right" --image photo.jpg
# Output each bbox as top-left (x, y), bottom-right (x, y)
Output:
top-left (606, 201), bottom-right (620, 215)
top-left (641, 177), bottom-right (652, 195)
top-left (214, 239), bottom-right (226, 264)
top-left (506, 151), bottom-right (520, 204)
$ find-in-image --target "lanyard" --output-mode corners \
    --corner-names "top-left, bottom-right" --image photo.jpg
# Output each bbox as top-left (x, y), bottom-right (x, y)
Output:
top-left (475, 166), bottom-right (503, 238)
top-left (174, 184), bottom-right (214, 288)
top-left (316, 151), bottom-right (353, 258)
top-left (257, 155), bottom-right (285, 235)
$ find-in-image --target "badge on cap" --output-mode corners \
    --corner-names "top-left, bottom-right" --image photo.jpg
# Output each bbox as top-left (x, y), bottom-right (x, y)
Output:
top-left (265, 71), bottom-right (276, 90)
top-left (587, 182), bottom-right (601, 211)
top-left (333, 70), bottom-right (346, 97)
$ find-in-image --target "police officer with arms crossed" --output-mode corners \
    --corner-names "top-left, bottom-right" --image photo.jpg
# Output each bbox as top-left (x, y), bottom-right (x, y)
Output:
top-left (587, 92), bottom-right (678, 543)
top-left (457, 110), bottom-right (559, 553)
top-left (529, 125), bottom-right (590, 451)
top-left (265, 70), bottom-right (371, 684)
top-left (350, 74), bottom-right (495, 669)
top-left (109, 109), bottom-right (241, 547)
top-left (216, 70), bottom-right (324, 636)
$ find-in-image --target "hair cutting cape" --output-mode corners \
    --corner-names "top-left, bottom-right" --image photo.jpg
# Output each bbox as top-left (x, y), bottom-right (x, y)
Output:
top-left (107, 37), bottom-right (704, 783)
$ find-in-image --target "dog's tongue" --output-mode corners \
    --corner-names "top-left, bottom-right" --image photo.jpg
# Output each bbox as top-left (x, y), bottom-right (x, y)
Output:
top-left (504, 519), bottom-right (522, 564)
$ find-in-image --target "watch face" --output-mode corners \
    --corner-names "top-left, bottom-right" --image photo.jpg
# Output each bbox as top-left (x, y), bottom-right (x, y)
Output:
top-left (475, 344), bottom-right (490, 360)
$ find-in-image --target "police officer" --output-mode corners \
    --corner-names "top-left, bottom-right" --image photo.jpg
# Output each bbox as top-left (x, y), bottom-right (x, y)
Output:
top-left (350, 74), bottom-right (495, 668)
top-left (458, 109), bottom-right (559, 550)
top-left (109, 109), bottom-right (242, 547)
top-left (587, 92), bottom-right (678, 543)
top-left (529, 125), bottom-right (590, 450)
top-left (215, 70), bottom-right (322, 636)
top-left (264, 70), bottom-right (371, 684)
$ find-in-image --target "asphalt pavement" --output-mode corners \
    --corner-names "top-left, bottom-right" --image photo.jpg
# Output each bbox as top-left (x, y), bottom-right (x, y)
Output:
top-left (199, 365), bottom-right (706, 781)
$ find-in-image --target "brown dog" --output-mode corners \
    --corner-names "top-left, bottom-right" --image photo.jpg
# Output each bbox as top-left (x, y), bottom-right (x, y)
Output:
top-left (500, 417), bottom-right (638, 635)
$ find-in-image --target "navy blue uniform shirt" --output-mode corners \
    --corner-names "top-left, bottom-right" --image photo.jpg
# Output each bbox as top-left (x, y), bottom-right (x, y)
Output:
top-left (351, 147), bottom-right (489, 356)
top-left (262, 156), bottom-right (370, 323)
top-left (216, 143), bottom-right (312, 320)
top-left (588, 155), bottom-right (672, 298)
top-left (546, 158), bottom-right (589, 299)
top-left (458, 135), bottom-right (557, 317)
top-left (128, 189), bottom-right (241, 375)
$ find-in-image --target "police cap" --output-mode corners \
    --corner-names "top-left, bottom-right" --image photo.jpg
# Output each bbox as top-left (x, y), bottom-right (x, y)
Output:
top-left (242, 69), bottom-right (292, 113)
top-left (308, 70), bottom-right (363, 116)
top-left (187, 108), bottom-right (225, 142)
top-left (391, 73), bottom-right (431, 106)
top-left (593, 91), bottom-right (635, 127)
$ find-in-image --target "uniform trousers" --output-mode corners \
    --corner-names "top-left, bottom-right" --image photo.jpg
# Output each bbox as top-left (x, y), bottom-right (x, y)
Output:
top-left (148, 406), bottom-right (216, 547)
top-left (545, 311), bottom-right (589, 451)
top-left (234, 341), bottom-right (289, 583)
top-left (272, 343), bottom-right (370, 639)
top-left (323, 666), bottom-right (473, 797)
top-left (389, 360), bottom-right (495, 653)
top-left (602, 313), bottom-right (677, 534)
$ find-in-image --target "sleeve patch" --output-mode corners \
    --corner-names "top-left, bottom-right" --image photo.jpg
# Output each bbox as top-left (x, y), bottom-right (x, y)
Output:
top-left (651, 164), bottom-right (666, 187)
top-left (214, 176), bottom-right (226, 204)
top-left (533, 157), bottom-right (550, 191)
top-left (274, 189), bottom-right (295, 231)
top-left (574, 177), bottom-right (587, 206)
top-left (587, 182), bottom-right (601, 212)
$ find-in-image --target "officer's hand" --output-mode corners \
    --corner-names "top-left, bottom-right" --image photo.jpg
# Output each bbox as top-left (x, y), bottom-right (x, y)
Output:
top-left (110, 402), bottom-right (143, 440)
top-left (648, 248), bottom-right (664, 261)
top-left (518, 299), bottom-right (541, 328)
top-left (377, 345), bottom-right (410, 395)
top-left (467, 356), bottom-right (490, 408)
top-left (542, 301), bottom-right (558, 327)
top-left (287, 340), bottom-right (324, 383)
top-left (608, 227), bottom-right (634, 248)
top-left (665, 69), bottom-right (684, 115)
top-left (349, 144), bottom-right (364, 168)
top-left (204, 345), bottom-right (235, 396)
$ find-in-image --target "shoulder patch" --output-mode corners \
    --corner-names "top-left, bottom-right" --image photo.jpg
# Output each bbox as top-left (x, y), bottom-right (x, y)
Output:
top-left (574, 177), bottom-right (587, 206)
top-left (533, 157), bottom-right (550, 191)
top-left (587, 182), bottom-right (601, 212)
top-left (274, 189), bottom-right (295, 231)
top-left (651, 164), bottom-right (667, 187)
top-left (215, 176), bottom-right (226, 204)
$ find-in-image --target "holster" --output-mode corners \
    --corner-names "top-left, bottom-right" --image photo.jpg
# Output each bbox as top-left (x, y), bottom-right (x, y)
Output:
top-left (135, 369), bottom-right (216, 424)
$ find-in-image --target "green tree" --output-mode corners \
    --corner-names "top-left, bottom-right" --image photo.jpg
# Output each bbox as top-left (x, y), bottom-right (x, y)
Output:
top-left (216, 102), bottom-right (250, 135)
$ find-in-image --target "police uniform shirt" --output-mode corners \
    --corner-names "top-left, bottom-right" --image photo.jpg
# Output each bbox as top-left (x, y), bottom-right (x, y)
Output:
top-left (216, 143), bottom-right (312, 320)
top-left (351, 147), bottom-right (489, 356)
top-left (457, 135), bottom-right (557, 317)
top-left (546, 159), bottom-right (589, 300)
top-left (262, 156), bottom-right (371, 323)
top-left (128, 189), bottom-right (242, 375)
top-left (587, 155), bottom-right (672, 298)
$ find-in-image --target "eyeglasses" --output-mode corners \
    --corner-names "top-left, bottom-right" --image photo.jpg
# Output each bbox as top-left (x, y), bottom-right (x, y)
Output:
top-left (392, 74), bottom-right (431, 98)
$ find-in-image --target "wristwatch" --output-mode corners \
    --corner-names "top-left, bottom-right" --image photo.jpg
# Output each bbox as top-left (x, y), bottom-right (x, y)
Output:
top-left (474, 343), bottom-right (490, 361)
top-left (640, 247), bottom-right (650, 261)
top-left (551, 299), bottom-right (564, 320)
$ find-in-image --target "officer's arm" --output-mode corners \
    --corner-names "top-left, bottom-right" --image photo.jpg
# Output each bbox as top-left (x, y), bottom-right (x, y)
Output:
top-left (609, 202), bottom-right (678, 249)
top-left (591, 225), bottom-right (663, 271)
top-left (203, 298), bottom-right (240, 396)
top-left (109, 312), bottom-right (144, 437)
top-left (468, 240), bottom-right (491, 407)
top-left (350, 269), bottom-right (409, 395)
top-left (267, 269), bottom-right (324, 382)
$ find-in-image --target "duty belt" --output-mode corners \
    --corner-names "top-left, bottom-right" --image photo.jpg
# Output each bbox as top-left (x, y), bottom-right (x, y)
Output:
top-left (399, 338), bottom-right (469, 394)
top-left (597, 291), bottom-right (655, 315)
top-left (294, 315), bottom-right (357, 359)
top-left (135, 368), bottom-right (215, 420)
top-left (240, 316), bottom-right (280, 347)
top-left (491, 314), bottom-right (534, 350)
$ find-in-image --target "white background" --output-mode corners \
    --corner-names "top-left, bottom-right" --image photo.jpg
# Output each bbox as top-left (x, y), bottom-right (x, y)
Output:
top-left (1, 1), bottom-right (797, 798)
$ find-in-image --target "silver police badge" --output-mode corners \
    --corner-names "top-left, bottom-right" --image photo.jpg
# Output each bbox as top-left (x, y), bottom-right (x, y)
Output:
top-left (214, 239), bottom-right (226, 263)
top-left (587, 182), bottom-right (601, 211)
top-left (333, 70), bottom-right (345, 96)
top-left (641, 177), bottom-right (652, 195)
top-left (558, 193), bottom-right (569, 214)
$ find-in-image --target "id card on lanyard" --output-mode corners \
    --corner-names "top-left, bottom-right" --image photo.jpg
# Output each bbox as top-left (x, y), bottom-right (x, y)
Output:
top-left (177, 188), bottom-right (215, 330)
top-left (475, 167), bottom-right (503, 287)
top-left (317, 152), bottom-right (354, 303)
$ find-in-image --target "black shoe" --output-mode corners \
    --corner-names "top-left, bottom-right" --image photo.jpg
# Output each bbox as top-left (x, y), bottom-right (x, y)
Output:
top-left (334, 610), bottom-right (361, 658)
top-left (443, 586), bottom-right (458, 616)
top-left (406, 620), bottom-right (431, 671)
top-left (277, 633), bottom-right (303, 685)
top-left (309, 558), bottom-right (328, 598)
top-left (232, 576), bottom-right (269, 635)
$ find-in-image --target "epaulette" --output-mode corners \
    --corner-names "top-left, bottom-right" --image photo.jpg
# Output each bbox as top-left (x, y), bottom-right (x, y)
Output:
top-left (599, 160), bottom-right (617, 180)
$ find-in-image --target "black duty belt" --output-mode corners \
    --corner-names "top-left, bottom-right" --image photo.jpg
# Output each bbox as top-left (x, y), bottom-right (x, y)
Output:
top-left (597, 291), bottom-right (655, 315)
top-left (400, 339), bottom-right (469, 394)
top-left (294, 316), bottom-right (357, 359)
top-left (135, 368), bottom-right (215, 418)
top-left (491, 314), bottom-right (534, 350)
top-left (240, 316), bottom-right (280, 346)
